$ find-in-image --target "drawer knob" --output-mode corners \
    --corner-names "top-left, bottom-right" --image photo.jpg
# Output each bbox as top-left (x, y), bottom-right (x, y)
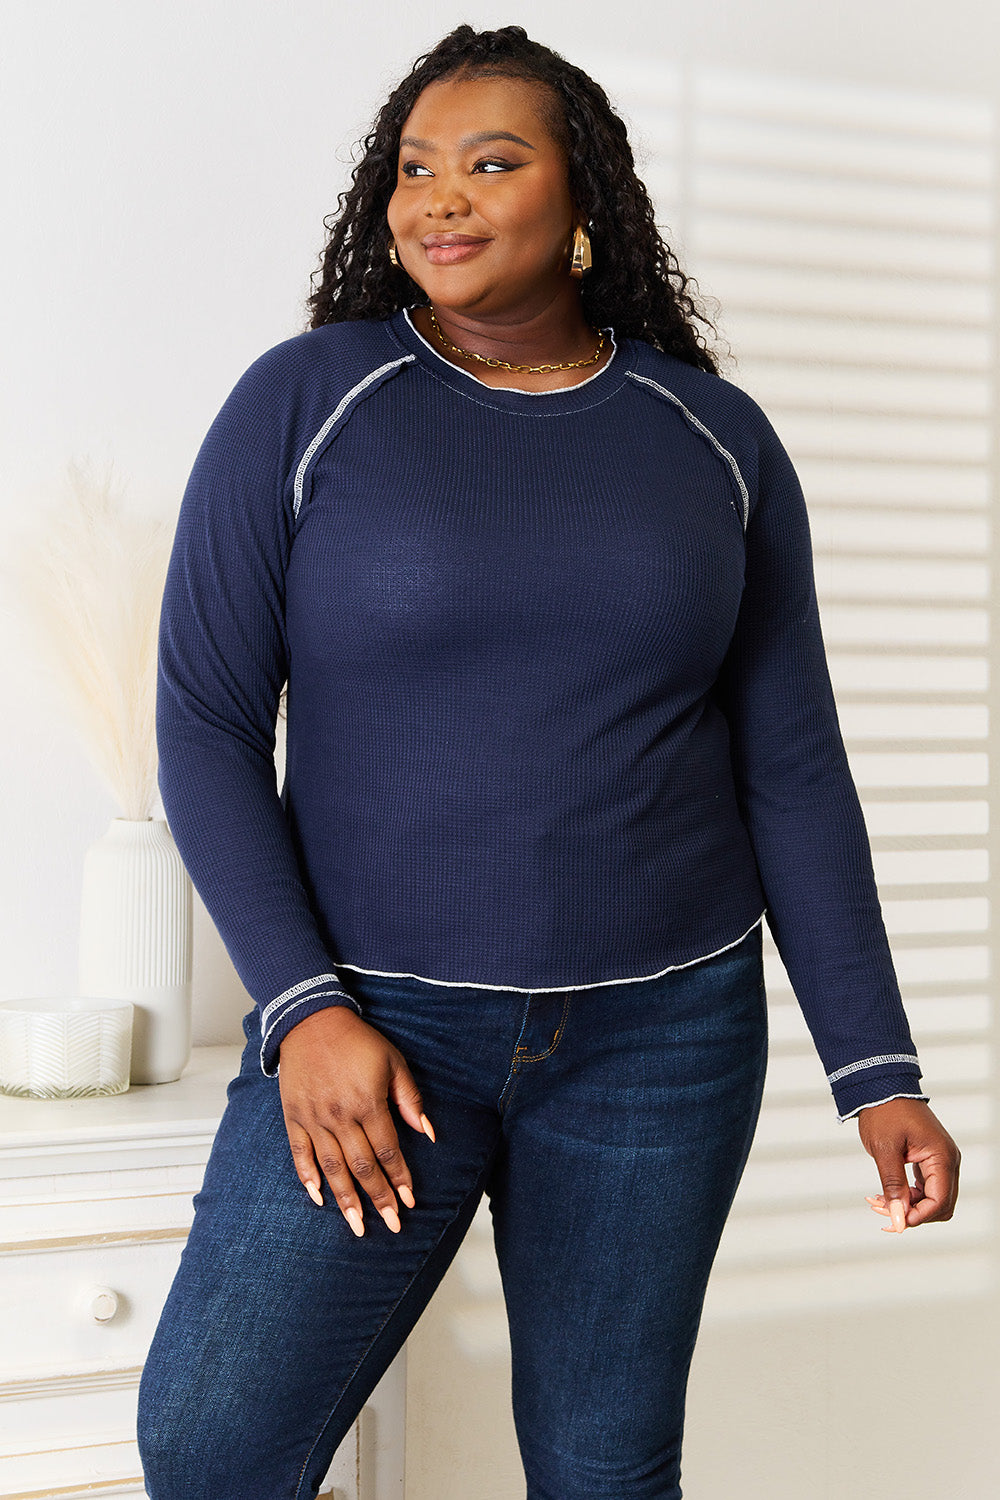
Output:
top-left (89, 1287), bottom-right (120, 1323)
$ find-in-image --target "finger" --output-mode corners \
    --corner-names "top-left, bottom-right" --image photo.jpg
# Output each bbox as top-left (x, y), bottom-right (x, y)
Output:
top-left (361, 1103), bottom-right (418, 1212)
top-left (388, 1055), bottom-right (436, 1143)
top-left (886, 1199), bottom-right (908, 1234)
top-left (285, 1119), bottom-right (326, 1210)
top-left (903, 1162), bottom-right (928, 1219)
top-left (870, 1144), bottom-right (912, 1232)
top-left (875, 1195), bottom-right (907, 1230)
top-left (334, 1121), bottom-right (403, 1233)
top-left (869, 1153), bottom-right (958, 1227)
top-left (902, 1154), bottom-right (960, 1226)
top-left (905, 1160), bottom-right (929, 1208)
top-left (865, 1193), bottom-right (906, 1231)
top-left (306, 1126), bottom-right (367, 1236)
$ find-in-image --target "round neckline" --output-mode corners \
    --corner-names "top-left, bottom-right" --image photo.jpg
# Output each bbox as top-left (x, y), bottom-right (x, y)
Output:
top-left (386, 306), bottom-right (633, 416)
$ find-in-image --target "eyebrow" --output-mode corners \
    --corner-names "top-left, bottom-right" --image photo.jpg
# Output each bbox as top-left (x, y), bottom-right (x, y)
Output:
top-left (399, 130), bottom-right (537, 152)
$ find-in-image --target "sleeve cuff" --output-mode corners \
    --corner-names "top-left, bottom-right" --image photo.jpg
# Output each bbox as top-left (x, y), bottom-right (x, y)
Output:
top-left (259, 973), bottom-right (363, 1075)
top-left (830, 1063), bottom-right (928, 1122)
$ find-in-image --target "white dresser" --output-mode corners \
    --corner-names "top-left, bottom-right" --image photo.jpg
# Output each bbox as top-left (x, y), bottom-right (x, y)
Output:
top-left (0, 1046), bottom-right (405, 1499)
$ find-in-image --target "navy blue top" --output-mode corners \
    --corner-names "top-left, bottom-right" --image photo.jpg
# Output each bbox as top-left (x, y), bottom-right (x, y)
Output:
top-left (156, 306), bottom-right (928, 1119)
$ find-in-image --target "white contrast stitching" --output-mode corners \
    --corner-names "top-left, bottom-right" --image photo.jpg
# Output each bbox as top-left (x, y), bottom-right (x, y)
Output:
top-left (402, 307), bottom-right (619, 395)
top-left (837, 1091), bottom-right (929, 1123)
top-left (258, 990), bottom-right (362, 1074)
top-left (260, 972), bottom-right (342, 1029)
top-left (292, 356), bottom-right (416, 518)
top-left (260, 989), bottom-right (358, 1048)
top-left (827, 1053), bottom-right (920, 1084)
top-left (332, 912), bottom-right (766, 994)
top-left (626, 370), bottom-right (750, 530)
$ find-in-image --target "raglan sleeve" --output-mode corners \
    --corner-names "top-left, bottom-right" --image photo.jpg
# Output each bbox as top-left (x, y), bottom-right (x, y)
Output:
top-left (156, 346), bottom-right (362, 1077)
top-left (713, 402), bottom-right (929, 1121)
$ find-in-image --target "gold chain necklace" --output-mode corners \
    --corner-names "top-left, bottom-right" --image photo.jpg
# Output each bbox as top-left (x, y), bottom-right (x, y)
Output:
top-left (427, 306), bottom-right (605, 374)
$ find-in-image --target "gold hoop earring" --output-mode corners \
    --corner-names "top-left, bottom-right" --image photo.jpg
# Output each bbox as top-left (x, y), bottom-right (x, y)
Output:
top-left (569, 225), bottom-right (592, 279)
top-left (388, 239), bottom-right (400, 268)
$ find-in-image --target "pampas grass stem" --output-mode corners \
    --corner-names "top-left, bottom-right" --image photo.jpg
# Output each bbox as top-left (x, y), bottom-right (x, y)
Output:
top-left (10, 459), bottom-right (173, 820)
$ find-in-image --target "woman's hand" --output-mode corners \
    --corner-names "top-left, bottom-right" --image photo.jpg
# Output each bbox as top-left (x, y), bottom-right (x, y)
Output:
top-left (857, 1097), bottom-right (960, 1232)
top-left (277, 1005), bottom-right (434, 1238)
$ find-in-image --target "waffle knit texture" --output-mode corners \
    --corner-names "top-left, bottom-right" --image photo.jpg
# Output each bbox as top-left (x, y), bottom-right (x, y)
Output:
top-left (156, 307), bottom-right (928, 1120)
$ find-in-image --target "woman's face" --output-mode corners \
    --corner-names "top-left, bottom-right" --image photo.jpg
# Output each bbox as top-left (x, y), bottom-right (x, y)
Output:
top-left (386, 73), bottom-right (579, 320)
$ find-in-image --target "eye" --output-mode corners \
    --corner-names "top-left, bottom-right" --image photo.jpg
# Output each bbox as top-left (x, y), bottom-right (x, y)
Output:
top-left (472, 158), bottom-right (516, 173)
top-left (401, 161), bottom-right (433, 178)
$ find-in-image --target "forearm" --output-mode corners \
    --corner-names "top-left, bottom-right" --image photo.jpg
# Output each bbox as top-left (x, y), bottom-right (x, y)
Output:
top-left (157, 712), bottom-right (361, 1074)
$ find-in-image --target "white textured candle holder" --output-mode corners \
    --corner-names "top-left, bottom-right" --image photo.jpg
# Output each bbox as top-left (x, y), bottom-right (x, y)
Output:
top-left (0, 997), bottom-right (134, 1098)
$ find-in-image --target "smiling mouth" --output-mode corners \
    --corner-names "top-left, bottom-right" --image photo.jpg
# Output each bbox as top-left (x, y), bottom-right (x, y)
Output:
top-left (421, 236), bottom-right (491, 265)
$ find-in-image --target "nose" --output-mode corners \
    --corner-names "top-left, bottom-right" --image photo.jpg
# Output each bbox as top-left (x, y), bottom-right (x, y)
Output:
top-left (423, 168), bottom-right (471, 220)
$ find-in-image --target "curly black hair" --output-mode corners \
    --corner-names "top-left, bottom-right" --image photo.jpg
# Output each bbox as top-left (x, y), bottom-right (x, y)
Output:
top-left (306, 24), bottom-right (724, 375)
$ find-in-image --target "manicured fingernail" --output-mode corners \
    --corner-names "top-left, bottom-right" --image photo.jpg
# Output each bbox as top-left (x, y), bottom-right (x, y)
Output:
top-left (889, 1199), bottom-right (907, 1233)
top-left (420, 1113), bottom-right (436, 1142)
top-left (380, 1205), bottom-right (401, 1233)
top-left (346, 1206), bottom-right (365, 1237)
top-left (398, 1184), bottom-right (416, 1208)
top-left (305, 1181), bottom-right (323, 1207)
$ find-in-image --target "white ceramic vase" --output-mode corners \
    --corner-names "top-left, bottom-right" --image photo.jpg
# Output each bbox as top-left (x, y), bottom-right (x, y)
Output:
top-left (78, 817), bottom-right (192, 1084)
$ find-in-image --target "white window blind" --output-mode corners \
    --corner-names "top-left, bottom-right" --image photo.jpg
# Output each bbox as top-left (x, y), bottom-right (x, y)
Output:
top-left (582, 56), bottom-right (995, 1315)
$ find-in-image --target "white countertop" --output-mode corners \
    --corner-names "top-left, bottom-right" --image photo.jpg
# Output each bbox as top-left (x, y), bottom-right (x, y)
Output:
top-left (0, 1045), bottom-right (243, 1154)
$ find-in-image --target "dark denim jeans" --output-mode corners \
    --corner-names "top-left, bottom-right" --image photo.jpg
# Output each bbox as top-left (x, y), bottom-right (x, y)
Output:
top-left (137, 924), bottom-right (767, 1499)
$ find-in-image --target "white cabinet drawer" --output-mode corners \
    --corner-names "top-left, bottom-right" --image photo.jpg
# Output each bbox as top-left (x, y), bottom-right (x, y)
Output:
top-left (0, 1050), bottom-right (404, 1498)
top-left (0, 1235), bottom-right (185, 1382)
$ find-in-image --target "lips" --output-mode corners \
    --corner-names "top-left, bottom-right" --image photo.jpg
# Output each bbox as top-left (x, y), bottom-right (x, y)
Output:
top-left (421, 233), bottom-right (488, 246)
top-left (421, 233), bottom-right (491, 265)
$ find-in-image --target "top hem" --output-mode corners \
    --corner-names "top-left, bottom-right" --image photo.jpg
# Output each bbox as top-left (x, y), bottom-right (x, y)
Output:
top-left (331, 911), bottom-right (767, 994)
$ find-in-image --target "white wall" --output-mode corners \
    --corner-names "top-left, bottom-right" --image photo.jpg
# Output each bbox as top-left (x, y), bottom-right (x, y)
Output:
top-left (1, 2), bottom-right (995, 1496)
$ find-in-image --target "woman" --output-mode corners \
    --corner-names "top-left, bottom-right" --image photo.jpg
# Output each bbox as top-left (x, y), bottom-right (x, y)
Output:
top-left (138, 23), bottom-right (960, 1499)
